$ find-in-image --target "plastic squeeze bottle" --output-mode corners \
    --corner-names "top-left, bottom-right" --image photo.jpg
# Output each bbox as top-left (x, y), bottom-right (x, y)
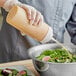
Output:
top-left (6, 6), bottom-right (53, 43)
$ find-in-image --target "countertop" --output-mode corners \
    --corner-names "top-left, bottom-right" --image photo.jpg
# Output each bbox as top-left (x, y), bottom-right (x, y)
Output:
top-left (0, 59), bottom-right (40, 76)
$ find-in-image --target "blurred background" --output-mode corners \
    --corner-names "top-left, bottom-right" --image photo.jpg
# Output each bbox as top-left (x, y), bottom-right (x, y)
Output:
top-left (0, 9), bottom-right (75, 46)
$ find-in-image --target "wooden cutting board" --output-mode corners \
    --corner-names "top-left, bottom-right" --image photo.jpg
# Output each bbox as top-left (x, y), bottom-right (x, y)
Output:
top-left (0, 59), bottom-right (40, 76)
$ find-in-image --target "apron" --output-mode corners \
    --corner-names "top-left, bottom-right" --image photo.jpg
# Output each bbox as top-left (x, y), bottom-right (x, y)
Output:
top-left (0, 0), bottom-right (74, 63)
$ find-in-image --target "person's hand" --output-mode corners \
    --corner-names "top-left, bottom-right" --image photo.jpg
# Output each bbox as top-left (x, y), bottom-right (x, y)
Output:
top-left (2, 0), bottom-right (44, 36)
top-left (3, 0), bottom-right (44, 26)
top-left (21, 4), bottom-right (44, 26)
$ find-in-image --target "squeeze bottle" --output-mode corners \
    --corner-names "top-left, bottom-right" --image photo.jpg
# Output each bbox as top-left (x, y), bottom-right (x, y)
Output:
top-left (6, 6), bottom-right (53, 43)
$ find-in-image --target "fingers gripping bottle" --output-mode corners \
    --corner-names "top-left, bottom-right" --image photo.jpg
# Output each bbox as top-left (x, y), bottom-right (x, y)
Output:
top-left (6, 6), bottom-right (53, 43)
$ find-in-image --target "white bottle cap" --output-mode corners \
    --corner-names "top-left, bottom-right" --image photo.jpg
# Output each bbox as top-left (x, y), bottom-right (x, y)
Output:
top-left (40, 27), bottom-right (53, 43)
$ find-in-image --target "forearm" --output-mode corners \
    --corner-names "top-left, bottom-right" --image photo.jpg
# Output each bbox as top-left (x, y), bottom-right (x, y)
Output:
top-left (0, 0), bottom-right (6, 7)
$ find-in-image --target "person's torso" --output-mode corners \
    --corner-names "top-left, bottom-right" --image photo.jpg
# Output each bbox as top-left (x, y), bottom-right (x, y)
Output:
top-left (19, 0), bottom-right (75, 42)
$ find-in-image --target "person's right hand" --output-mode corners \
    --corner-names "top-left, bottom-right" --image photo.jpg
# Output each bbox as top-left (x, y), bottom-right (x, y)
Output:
top-left (21, 4), bottom-right (44, 26)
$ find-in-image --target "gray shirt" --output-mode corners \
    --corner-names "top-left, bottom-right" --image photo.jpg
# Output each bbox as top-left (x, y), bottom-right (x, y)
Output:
top-left (0, 0), bottom-right (75, 63)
